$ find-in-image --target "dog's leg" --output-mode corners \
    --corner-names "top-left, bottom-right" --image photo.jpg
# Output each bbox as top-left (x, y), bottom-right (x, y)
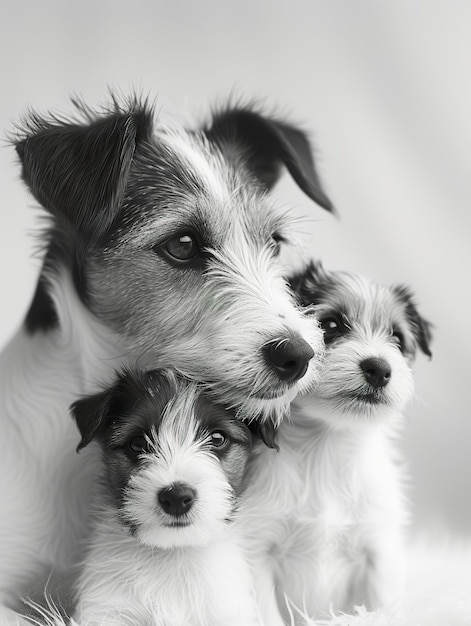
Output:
top-left (251, 560), bottom-right (286, 626)
top-left (348, 533), bottom-right (405, 611)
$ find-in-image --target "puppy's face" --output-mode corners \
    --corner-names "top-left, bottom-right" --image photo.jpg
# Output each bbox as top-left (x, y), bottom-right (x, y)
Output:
top-left (292, 262), bottom-right (432, 427)
top-left (70, 369), bottom-right (260, 549)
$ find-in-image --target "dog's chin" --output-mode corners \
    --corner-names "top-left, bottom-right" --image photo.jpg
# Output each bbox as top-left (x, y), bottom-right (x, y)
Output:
top-left (134, 519), bottom-right (229, 550)
top-left (334, 394), bottom-right (402, 427)
top-left (295, 391), bottom-right (402, 429)
top-left (236, 386), bottom-right (297, 425)
top-left (235, 362), bottom-right (320, 424)
top-left (353, 390), bottom-right (388, 407)
top-left (137, 522), bottom-right (214, 550)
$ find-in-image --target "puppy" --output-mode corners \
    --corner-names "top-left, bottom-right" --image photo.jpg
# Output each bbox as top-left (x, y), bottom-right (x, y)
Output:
top-left (69, 368), bottom-right (273, 626)
top-left (238, 260), bottom-right (432, 624)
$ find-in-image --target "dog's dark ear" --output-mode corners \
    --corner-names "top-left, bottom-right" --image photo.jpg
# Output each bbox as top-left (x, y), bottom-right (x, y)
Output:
top-left (204, 108), bottom-right (333, 212)
top-left (247, 420), bottom-right (279, 450)
top-left (15, 100), bottom-right (153, 243)
top-left (289, 259), bottom-right (330, 306)
top-left (393, 285), bottom-right (433, 358)
top-left (70, 386), bottom-right (116, 452)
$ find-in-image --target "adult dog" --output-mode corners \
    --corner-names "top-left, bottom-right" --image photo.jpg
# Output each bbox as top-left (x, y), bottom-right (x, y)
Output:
top-left (0, 94), bottom-right (332, 622)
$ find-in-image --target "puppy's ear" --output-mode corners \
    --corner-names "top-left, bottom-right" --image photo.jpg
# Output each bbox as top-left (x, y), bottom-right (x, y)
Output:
top-left (15, 98), bottom-right (153, 244)
top-left (246, 420), bottom-right (279, 451)
top-left (393, 285), bottom-right (433, 358)
top-left (288, 259), bottom-right (330, 306)
top-left (204, 107), bottom-right (334, 212)
top-left (70, 386), bottom-right (116, 452)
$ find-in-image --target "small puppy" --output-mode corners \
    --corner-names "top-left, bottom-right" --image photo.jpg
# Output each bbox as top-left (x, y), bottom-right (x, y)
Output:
top-left (69, 368), bottom-right (269, 626)
top-left (238, 260), bottom-right (432, 624)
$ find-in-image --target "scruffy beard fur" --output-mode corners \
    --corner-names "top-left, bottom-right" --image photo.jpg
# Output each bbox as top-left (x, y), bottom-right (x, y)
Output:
top-left (1, 94), bottom-right (333, 622)
top-left (68, 368), bottom-right (264, 625)
top-left (237, 261), bottom-right (432, 625)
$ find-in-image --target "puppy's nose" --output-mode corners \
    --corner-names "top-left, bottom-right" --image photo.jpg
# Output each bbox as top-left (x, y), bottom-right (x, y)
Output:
top-left (360, 357), bottom-right (392, 389)
top-left (158, 483), bottom-right (196, 517)
top-left (264, 334), bottom-right (314, 383)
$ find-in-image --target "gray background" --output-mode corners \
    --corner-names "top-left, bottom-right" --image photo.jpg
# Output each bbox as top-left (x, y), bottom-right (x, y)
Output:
top-left (1, 0), bottom-right (470, 537)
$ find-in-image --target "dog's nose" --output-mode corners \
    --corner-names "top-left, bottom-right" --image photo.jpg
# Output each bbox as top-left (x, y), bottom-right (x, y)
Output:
top-left (264, 334), bottom-right (314, 383)
top-left (360, 357), bottom-right (391, 388)
top-left (158, 483), bottom-right (196, 517)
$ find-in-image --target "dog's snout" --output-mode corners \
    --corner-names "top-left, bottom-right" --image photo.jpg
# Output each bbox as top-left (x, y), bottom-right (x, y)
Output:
top-left (158, 483), bottom-right (196, 517)
top-left (360, 357), bottom-right (391, 389)
top-left (264, 335), bottom-right (314, 383)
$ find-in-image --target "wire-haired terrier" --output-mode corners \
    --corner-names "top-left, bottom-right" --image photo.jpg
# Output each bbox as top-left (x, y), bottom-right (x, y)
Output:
top-left (238, 260), bottom-right (432, 624)
top-left (69, 367), bottom-right (275, 626)
top-left (1, 94), bottom-right (332, 620)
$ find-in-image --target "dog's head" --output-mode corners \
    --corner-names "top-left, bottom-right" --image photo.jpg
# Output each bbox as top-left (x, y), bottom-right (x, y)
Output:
top-left (291, 261), bottom-right (433, 427)
top-left (70, 367), bottom-right (276, 548)
top-left (16, 94), bottom-right (333, 423)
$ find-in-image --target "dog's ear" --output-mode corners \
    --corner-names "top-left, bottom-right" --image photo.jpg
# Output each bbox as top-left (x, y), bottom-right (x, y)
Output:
top-left (246, 420), bottom-right (279, 450)
top-left (204, 108), bottom-right (334, 212)
top-left (393, 285), bottom-right (433, 358)
top-left (288, 259), bottom-right (330, 306)
top-left (15, 100), bottom-right (153, 244)
top-left (70, 386), bottom-right (117, 452)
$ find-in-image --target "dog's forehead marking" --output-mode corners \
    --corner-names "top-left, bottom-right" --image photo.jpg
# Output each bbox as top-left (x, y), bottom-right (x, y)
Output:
top-left (156, 383), bottom-right (202, 448)
top-left (318, 273), bottom-right (408, 332)
top-left (156, 129), bottom-right (230, 205)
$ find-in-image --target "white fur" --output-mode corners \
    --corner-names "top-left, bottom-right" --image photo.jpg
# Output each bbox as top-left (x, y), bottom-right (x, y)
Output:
top-left (74, 509), bottom-right (261, 626)
top-left (157, 129), bottom-right (230, 204)
top-left (237, 271), bottom-right (424, 624)
top-left (0, 270), bottom-right (128, 620)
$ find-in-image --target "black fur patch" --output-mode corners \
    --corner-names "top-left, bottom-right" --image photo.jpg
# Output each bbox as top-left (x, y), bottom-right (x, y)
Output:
top-left (204, 107), bottom-right (334, 211)
top-left (289, 259), bottom-right (335, 307)
top-left (24, 277), bottom-right (58, 333)
top-left (392, 284), bottom-right (433, 358)
top-left (15, 96), bottom-right (154, 247)
top-left (24, 231), bottom-right (88, 333)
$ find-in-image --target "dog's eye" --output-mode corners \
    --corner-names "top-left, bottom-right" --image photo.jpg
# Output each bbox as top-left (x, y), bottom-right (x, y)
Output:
top-left (391, 327), bottom-right (405, 352)
top-left (129, 436), bottom-right (150, 454)
top-left (210, 431), bottom-right (228, 449)
top-left (165, 233), bottom-right (199, 260)
top-left (319, 316), bottom-right (347, 344)
top-left (270, 233), bottom-right (285, 257)
top-left (155, 232), bottom-right (202, 266)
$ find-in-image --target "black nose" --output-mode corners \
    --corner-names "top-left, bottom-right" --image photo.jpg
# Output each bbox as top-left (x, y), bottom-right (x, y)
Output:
top-left (264, 334), bottom-right (314, 383)
top-left (360, 357), bottom-right (392, 389)
top-left (157, 483), bottom-right (196, 517)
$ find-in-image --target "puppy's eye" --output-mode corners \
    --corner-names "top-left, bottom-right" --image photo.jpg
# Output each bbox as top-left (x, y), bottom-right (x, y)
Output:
top-left (129, 436), bottom-right (150, 454)
top-left (210, 431), bottom-right (228, 449)
top-left (319, 315), bottom-right (347, 345)
top-left (270, 233), bottom-right (285, 257)
top-left (391, 327), bottom-right (405, 352)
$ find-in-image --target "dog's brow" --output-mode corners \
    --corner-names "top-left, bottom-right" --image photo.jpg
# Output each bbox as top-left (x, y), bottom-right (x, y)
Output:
top-left (158, 131), bottom-right (230, 204)
top-left (121, 204), bottom-right (216, 251)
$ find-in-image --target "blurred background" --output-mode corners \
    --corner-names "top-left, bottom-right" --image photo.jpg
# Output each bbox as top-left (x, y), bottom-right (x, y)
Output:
top-left (1, 1), bottom-right (470, 539)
